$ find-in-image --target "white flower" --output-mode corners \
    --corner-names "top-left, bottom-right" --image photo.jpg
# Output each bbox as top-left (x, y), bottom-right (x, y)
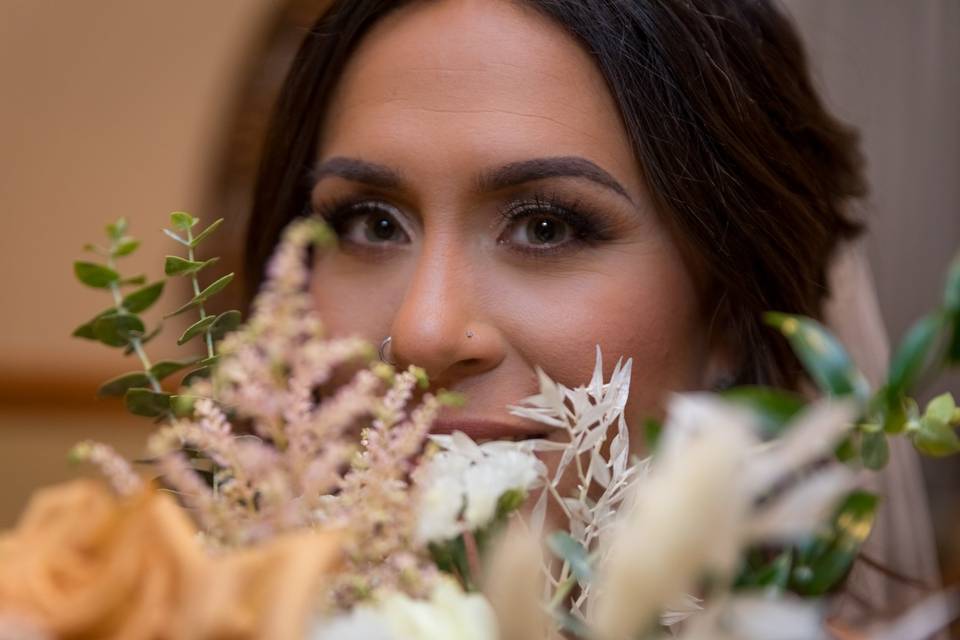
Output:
top-left (414, 432), bottom-right (544, 544)
top-left (591, 393), bottom-right (857, 640)
top-left (311, 578), bottom-right (499, 640)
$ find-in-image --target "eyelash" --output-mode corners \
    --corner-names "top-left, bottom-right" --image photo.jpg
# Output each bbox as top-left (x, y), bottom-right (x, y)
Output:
top-left (311, 191), bottom-right (616, 258)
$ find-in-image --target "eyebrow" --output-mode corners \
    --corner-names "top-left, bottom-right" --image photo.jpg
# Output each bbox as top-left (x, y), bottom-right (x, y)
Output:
top-left (311, 155), bottom-right (634, 203)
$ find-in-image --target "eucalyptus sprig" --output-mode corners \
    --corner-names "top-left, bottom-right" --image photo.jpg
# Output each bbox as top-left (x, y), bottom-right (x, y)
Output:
top-left (72, 213), bottom-right (241, 420)
top-left (724, 247), bottom-right (960, 600)
top-left (162, 212), bottom-right (240, 386)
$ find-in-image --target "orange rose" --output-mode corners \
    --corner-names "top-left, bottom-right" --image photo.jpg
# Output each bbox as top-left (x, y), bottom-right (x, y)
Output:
top-left (0, 479), bottom-right (341, 639)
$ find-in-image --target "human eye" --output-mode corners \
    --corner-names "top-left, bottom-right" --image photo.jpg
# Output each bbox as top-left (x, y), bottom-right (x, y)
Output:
top-left (313, 196), bottom-right (412, 250)
top-left (496, 192), bottom-right (615, 257)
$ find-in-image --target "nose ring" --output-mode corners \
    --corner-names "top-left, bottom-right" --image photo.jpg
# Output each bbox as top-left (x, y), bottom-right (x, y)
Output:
top-left (378, 336), bottom-right (395, 365)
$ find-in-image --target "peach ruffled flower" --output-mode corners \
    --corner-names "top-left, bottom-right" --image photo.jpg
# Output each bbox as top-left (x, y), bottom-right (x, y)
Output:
top-left (0, 479), bottom-right (342, 640)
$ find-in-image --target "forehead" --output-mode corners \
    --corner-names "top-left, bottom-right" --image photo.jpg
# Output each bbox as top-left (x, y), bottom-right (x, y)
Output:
top-left (318, 0), bottom-right (642, 197)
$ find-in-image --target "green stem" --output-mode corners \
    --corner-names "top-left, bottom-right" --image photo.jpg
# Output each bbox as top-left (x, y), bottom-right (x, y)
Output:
top-left (186, 228), bottom-right (216, 359)
top-left (107, 255), bottom-right (161, 393)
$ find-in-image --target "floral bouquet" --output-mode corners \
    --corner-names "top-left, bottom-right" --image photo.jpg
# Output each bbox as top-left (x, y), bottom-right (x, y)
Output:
top-left (1, 213), bottom-right (958, 640)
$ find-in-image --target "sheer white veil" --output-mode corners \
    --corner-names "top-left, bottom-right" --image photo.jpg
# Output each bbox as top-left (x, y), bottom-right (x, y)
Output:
top-left (824, 241), bottom-right (942, 620)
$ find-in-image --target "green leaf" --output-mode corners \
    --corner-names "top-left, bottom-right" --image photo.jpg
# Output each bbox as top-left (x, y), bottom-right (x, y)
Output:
top-left (764, 313), bottom-right (869, 400)
top-left (190, 218), bottom-right (224, 247)
top-left (723, 386), bottom-right (807, 439)
top-left (927, 393), bottom-right (957, 424)
top-left (171, 394), bottom-right (198, 417)
top-left (121, 281), bottom-right (165, 313)
top-left (72, 308), bottom-right (113, 340)
top-left (643, 418), bottom-right (662, 452)
top-left (888, 313), bottom-right (947, 395)
top-left (547, 532), bottom-right (592, 582)
top-left (948, 313), bottom-right (960, 365)
top-left (118, 274), bottom-right (147, 286)
top-left (195, 355), bottom-right (220, 368)
top-left (911, 415), bottom-right (960, 457)
top-left (495, 489), bottom-right (526, 518)
top-left (164, 255), bottom-right (219, 277)
top-left (209, 310), bottom-right (242, 340)
top-left (944, 252), bottom-right (960, 312)
top-left (106, 218), bottom-right (127, 241)
top-left (181, 366), bottom-right (212, 387)
top-left (150, 359), bottom-right (198, 381)
top-left (124, 388), bottom-right (171, 417)
top-left (861, 431), bottom-right (889, 470)
top-left (791, 491), bottom-right (879, 596)
top-left (74, 261), bottom-right (119, 289)
top-left (834, 434), bottom-right (859, 462)
top-left (93, 313), bottom-right (145, 347)
top-left (113, 237), bottom-right (140, 257)
top-left (177, 316), bottom-right (216, 345)
top-left (170, 211), bottom-right (198, 230)
top-left (165, 273), bottom-right (235, 317)
top-left (97, 371), bottom-right (151, 397)
top-left (735, 549), bottom-right (793, 592)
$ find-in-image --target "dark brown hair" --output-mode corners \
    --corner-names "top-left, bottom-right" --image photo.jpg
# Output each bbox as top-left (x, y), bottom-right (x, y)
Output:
top-left (245, 0), bottom-right (866, 389)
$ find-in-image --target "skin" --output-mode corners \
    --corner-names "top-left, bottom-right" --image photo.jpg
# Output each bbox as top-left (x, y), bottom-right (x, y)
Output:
top-left (310, 0), bottom-right (723, 446)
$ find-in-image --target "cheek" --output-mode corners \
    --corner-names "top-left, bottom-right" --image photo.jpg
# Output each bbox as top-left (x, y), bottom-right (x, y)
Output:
top-left (486, 246), bottom-right (706, 424)
top-left (309, 253), bottom-right (411, 342)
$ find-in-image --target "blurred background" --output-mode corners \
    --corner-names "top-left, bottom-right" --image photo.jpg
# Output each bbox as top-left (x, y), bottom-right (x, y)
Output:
top-left (0, 0), bottom-right (957, 594)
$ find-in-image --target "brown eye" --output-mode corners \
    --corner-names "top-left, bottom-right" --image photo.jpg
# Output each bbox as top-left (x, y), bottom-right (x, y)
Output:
top-left (504, 214), bottom-right (574, 248)
top-left (329, 202), bottom-right (411, 247)
top-left (364, 213), bottom-right (404, 242)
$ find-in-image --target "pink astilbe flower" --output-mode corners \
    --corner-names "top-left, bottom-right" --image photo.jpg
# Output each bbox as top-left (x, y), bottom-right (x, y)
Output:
top-left (69, 440), bottom-right (142, 498)
top-left (116, 216), bottom-right (446, 604)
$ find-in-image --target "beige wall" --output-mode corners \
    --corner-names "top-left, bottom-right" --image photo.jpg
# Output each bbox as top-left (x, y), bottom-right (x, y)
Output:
top-left (0, 0), bottom-right (276, 523)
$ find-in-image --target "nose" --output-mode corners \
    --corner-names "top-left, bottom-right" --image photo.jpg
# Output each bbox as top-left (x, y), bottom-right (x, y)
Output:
top-left (388, 236), bottom-right (505, 386)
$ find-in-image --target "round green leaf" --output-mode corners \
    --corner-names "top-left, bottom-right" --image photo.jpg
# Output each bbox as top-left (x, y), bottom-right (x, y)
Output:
top-left (170, 211), bottom-right (198, 230)
top-left (74, 261), bottom-right (119, 289)
top-left (98, 371), bottom-right (151, 397)
top-left (122, 281), bottom-right (165, 313)
top-left (113, 238), bottom-right (140, 257)
top-left (124, 388), bottom-right (171, 417)
top-left (93, 313), bottom-right (145, 347)
top-left (150, 359), bottom-right (199, 381)
top-left (912, 417), bottom-right (960, 457)
top-left (72, 308), bottom-right (113, 340)
top-left (106, 218), bottom-right (128, 241)
top-left (164, 255), bottom-right (219, 277)
top-left (177, 316), bottom-right (217, 345)
top-left (181, 366), bottom-right (212, 388)
top-left (209, 310), bottom-right (242, 340)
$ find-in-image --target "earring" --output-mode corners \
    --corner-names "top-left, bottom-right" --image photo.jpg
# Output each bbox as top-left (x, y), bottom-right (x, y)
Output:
top-left (379, 336), bottom-right (395, 365)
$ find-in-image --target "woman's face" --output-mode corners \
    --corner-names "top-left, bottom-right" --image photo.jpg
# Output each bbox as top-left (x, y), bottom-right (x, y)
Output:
top-left (310, 0), bottom-right (714, 446)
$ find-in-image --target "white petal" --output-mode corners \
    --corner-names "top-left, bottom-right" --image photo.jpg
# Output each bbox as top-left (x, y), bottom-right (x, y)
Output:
top-left (748, 465), bottom-right (855, 542)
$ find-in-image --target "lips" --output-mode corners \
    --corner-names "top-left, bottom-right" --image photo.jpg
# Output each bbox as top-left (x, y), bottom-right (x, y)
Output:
top-left (430, 418), bottom-right (549, 442)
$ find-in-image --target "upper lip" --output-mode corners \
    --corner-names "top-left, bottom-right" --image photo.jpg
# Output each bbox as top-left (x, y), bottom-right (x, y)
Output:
top-left (430, 417), bottom-right (548, 441)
